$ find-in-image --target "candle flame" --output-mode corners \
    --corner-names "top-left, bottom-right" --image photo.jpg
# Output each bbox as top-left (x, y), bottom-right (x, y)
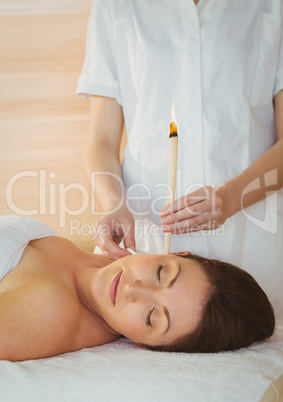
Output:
top-left (170, 98), bottom-right (178, 136)
top-left (171, 98), bottom-right (176, 122)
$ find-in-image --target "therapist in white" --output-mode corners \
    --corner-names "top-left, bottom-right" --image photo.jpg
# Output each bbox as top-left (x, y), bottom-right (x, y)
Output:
top-left (77, 0), bottom-right (283, 317)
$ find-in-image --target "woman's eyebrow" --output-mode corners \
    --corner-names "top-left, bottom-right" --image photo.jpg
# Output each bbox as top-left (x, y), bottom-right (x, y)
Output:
top-left (168, 264), bottom-right (181, 288)
top-left (163, 264), bottom-right (181, 334)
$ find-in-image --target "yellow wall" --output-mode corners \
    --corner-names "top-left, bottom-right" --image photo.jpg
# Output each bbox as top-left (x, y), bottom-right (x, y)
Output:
top-left (0, 1), bottom-right (122, 250)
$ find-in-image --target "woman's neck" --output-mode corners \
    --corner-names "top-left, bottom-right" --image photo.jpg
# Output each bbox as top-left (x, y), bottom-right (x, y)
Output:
top-left (49, 237), bottom-right (113, 313)
top-left (74, 265), bottom-right (100, 312)
top-left (74, 264), bottom-right (119, 337)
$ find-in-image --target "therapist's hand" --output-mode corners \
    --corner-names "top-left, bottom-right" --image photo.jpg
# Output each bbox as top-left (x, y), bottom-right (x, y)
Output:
top-left (92, 204), bottom-right (136, 260)
top-left (160, 186), bottom-right (229, 234)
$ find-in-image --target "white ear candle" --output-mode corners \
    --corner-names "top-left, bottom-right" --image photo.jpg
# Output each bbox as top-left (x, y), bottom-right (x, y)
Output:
top-left (164, 101), bottom-right (178, 254)
top-left (126, 248), bottom-right (137, 255)
top-left (126, 248), bottom-right (149, 255)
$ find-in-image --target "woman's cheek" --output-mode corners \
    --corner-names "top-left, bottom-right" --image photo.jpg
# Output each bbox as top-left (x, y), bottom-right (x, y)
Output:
top-left (122, 309), bottom-right (144, 338)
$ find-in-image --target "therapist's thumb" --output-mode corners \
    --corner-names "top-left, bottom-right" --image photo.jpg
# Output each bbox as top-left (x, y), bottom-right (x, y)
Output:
top-left (123, 225), bottom-right (136, 252)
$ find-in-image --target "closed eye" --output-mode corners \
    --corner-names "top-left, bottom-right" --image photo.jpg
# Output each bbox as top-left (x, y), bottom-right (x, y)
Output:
top-left (156, 265), bottom-right (163, 281)
top-left (146, 264), bottom-right (180, 330)
top-left (145, 266), bottom-right (163, 327)
top-left (145, 307), bottom-right (154, 327)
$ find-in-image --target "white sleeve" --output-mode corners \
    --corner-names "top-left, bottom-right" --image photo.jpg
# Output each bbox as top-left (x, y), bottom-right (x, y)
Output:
top-left (76, 0), bottom-right (122, 104)
top-left (273, 7), bottom-right (283, 96)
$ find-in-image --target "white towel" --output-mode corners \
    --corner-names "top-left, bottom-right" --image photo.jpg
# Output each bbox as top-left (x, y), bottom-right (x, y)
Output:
top-left (0, 327), bottom-right (282, 401)
top-left (0, 215), bottom-right (57, 281)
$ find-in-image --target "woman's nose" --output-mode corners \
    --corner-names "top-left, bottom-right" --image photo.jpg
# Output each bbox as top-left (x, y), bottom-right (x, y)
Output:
top-left (125, 279), bottom-right (155, 303)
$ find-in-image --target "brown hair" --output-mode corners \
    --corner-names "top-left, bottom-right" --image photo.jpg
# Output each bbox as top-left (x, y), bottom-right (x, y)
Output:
top-left (145, 254), bottom-right (275, 353)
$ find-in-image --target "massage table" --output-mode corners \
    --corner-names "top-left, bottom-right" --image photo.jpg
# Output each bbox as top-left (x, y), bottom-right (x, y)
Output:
top-left (0, 325), bottom-right (282, 402)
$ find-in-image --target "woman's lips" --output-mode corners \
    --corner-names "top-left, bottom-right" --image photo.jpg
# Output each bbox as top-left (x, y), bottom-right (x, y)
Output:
top-left (110, 271), bottom-right (122, 306)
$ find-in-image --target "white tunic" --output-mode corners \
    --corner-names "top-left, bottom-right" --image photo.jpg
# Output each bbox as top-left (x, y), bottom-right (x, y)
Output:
top-left (77, 0), bottom-right (283, 315)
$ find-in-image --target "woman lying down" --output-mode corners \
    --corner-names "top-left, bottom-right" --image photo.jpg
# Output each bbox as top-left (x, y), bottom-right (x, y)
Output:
top-left (0, 216), bottom-right (275, 361)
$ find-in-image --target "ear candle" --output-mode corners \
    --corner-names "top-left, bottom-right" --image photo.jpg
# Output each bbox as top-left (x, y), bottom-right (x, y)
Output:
top-left (164, 111), bottom-right (178, 254)
top-left (126, 248), bottom-right (137, 255)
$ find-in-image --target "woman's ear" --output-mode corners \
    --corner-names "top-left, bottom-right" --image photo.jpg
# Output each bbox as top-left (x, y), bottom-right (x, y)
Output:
top-left (171, 251), bottom-right (191, 256)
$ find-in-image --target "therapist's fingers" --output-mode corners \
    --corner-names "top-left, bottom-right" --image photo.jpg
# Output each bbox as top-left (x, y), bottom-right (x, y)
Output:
top-left (160, 186), bottom-right (214, 217)
top-left (160, 186), bottom-right (227, 234)
top-left (92, 227), bottom-right (132, 260)
top-left (162, 210), bottom-right (221, 234)
top-left (92, 207), bottom-right (136, 260)
top-left (160, 198), bottom-right (214, 225)
top-left (99, 236), bottom-right (132, 260)
top-left (122, 226), bottom-right (136, 252)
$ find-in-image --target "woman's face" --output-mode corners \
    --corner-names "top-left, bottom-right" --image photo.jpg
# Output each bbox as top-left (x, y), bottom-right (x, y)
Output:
top-left (91, 254), bottom-right (210, 346)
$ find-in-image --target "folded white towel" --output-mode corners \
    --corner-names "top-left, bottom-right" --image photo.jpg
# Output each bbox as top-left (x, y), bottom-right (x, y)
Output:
top-left (0, 215), bottom-right (57, 281)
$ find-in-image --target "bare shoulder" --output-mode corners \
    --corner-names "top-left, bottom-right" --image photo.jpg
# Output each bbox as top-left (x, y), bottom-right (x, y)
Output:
top-left (0, 278), bottom-right (119, 361)
top-left (0, 279), bottom-right (82, 361)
